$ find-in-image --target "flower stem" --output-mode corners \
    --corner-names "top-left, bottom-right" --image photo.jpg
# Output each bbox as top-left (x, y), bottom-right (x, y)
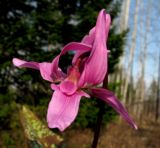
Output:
top-left (91, 76), bottom-right (108, 148)
top-left (91, 100), bottom-right (105, 148)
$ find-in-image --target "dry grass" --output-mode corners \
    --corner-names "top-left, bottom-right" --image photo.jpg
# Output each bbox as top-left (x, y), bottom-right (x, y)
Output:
top-left (98, 120), bottom-right (160, 148)
top-left (64, 118), bottom-right (160, 148)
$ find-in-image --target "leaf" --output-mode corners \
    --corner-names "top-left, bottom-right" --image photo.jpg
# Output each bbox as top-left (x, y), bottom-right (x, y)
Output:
top-left (20, 105), bottom-right (64, 148)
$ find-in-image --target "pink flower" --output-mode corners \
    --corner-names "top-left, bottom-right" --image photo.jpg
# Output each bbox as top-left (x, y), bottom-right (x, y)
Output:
top-left (12, 9), bottom-right (137, 131)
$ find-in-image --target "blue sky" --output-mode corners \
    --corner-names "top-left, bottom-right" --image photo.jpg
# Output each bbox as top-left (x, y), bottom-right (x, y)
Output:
top-left (124, 0), bottom-right (159, 87)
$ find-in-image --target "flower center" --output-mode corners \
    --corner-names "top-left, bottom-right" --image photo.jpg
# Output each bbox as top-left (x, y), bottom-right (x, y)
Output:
top-left (59, 61), bottom-right (80, 95)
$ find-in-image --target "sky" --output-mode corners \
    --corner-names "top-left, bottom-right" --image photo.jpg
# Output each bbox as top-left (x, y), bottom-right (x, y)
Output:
top-left (124, 0), bottom-right (159, 87)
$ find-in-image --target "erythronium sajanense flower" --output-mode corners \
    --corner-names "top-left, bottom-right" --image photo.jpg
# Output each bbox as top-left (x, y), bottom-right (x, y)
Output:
top-left (12, 9), bottom-right (137, 131)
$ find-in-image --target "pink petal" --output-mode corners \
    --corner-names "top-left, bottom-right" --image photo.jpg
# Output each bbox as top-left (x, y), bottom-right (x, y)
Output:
top-left (50, 83), bottom-right (59, 90)
top-left (81, 27), bottom-right (95, 45)
top-left (13, 42), bottom-right (91, 83)
top-left (50, 55), bottom-right (66, 81)
top-left (50, 83), bottom-right (90, 98)
top-left (13, 58), bottom-right (39, 69)
top-left (51, 42), bottom-right (91, 78)
top-left (60, 80), bottom-right (77, 95)
top-left (61, 42), bottom-right (92, 55)
top-left (13, 58), bottom-right (54, 82)
top-left (39, 62), bottom-right (56, 82)
top-left (72, 27), bottom-right (95, 64)
top-left (47, 89), bottom-right (88, 131)
top-left (79, 9), bottom-right (111, 87)
top-left (91, 88), bottom-right (138, 129)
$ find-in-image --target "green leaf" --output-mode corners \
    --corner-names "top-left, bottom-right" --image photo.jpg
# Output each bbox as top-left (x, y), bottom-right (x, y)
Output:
top-left (20, 105), bottom-right (63, 148)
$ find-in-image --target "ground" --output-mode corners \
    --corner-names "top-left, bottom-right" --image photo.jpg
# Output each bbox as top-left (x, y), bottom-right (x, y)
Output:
top-left (0, 117), bottom-right (160, 148)
top-left (64, 119), bottom-right (160, 148)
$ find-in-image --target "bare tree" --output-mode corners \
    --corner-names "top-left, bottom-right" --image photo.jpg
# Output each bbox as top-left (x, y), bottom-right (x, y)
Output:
top-left (155, 51), bottom-right (160, 121)
top-left (116, 0), bottom-right (131, 103)
top-left (140, 0), bottom-right (151, 102)
top-left (123, 0), bottom-right (140, 104)
top-left (119, 0), bottom-right (131, 32)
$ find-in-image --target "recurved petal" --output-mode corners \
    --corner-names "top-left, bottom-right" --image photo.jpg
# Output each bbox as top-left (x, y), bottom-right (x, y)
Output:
top-left (72, 27), bottom-right (95, 64)
top-left (91, 88), bottom-right (138, 130)
top-left (61, 42), bottom-right (92, 55)
top-left (39, 62), bottom-right (56, 82)
top-left (13, 58), bottom-right (39, 69)
top-left (81, 27), bottom-right (95, 45)
top-left (13, 58), bottom-right (54, 82)
top-left (47, 89), bottom-right (88, 131)
top-left (50, 55), bottom-right (66, 81)
top-left (51, 42), bottom-right (91, 78)
top-left (79, 9), bottom-right (111, 87)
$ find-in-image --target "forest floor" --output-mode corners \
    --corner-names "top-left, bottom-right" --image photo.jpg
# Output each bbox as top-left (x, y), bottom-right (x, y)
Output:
top-left (64, 118), bottom-right (160, 148)
top-left (0, 117), bottom-right (160, 148)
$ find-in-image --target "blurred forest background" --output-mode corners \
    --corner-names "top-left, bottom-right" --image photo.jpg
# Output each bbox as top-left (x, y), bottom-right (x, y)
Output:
top-left (0, 0), bottom-right (159, 147)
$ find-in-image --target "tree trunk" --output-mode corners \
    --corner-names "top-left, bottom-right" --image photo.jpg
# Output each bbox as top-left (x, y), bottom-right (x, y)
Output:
top-left (120, 0), bottom-right (131, 32)
top-left (137, 0), bottom-right (151, 120)
top-left (155, 51), bottom-right (160, 121)
top-left (123, 0), bottom-right (140, 104)
top-left (118, 0), bottom-right (131, 104)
